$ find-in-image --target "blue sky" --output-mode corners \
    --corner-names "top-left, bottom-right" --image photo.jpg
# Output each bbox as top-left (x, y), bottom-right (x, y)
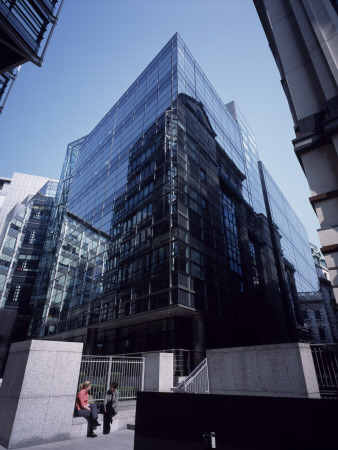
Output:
top-left (0, 0), bottom-right (320, 246)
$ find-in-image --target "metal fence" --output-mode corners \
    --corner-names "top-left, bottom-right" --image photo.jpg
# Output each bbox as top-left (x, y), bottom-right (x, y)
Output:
top-left (311, 344), bottom-right (338, 396)
top-left (79, 355), bottom-right (144, 401)
top-left (176, 358), bottom-right (209, 394)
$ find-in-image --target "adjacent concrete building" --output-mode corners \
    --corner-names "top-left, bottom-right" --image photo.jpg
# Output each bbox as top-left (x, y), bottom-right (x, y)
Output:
top-left (0, 180), bottom-right (58, 338)
top-left (299, 244), bottom-right (338, 343)
top-left (254, 0), bottom-right (338, 302)
top-left (0, 177), bottom-right (58, 375)
top-left (0, 172), bottom-right (53, 239)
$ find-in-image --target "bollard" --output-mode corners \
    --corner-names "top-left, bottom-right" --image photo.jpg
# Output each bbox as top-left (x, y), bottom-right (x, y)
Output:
top-left (202, 431), bottom-right (216, 448)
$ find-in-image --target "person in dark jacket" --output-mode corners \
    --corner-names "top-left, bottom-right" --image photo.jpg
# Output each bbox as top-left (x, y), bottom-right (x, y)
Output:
top-left (103, 382), bottom-right (119, 434)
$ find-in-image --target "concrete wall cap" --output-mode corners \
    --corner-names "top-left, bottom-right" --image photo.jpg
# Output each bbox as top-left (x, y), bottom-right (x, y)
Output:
top-left (206, 343), bottom-right (310, 354)
top-left (10, 340), bottom-right (83, 353)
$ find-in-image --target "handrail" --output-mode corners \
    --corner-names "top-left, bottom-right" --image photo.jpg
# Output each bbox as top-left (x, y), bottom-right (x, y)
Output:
top-left (81, 354), bottom-right (144, 360)
top-left (176, 358), bottom-right (209, 393)
top-left (310, 343), bottom-right (338, 347)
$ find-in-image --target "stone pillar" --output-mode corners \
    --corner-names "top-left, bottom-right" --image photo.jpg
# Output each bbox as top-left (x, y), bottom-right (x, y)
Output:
top-left (143, 352), bottom-right (173, 392)
top-left (207, 343), bottom-right (320, 398)
top-left (0, 340), bottom-right (83, 449)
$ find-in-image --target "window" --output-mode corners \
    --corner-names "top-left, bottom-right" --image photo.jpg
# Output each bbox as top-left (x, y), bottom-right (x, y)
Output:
top-left (318, 327), bottom-right (327, 341)
top-left (200, 169), bottom-right (206, 182)
top-left (330, 0), bottom-right (338, 15)
top-left (12, 286), bottom-right (21, 302)
top-left (0, 258), bottom-right (10, 268)
top-left (10, 223), bottom-right (20, 231)
top-left (24, 230), bottom-right (36, 244)
top-left (249, 241), bottom-right (259, 286)
top-left (16, 258), bottom-right (39, 272)
top-left (314, 310), bottom-right (321, 321)
top-left (220, 192), bottom-right (242, 276)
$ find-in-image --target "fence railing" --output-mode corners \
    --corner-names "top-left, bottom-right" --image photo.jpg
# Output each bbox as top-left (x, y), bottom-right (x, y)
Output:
top-left (310, 344), bottom-right (338, 395)
top-left (176, 358), bottom-right (209, 394)
top-left (79, 355), bottom-right (144, 401)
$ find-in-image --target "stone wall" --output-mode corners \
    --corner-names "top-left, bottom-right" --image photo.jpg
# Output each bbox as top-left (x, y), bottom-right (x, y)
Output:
top-left (207, 343), bottom-right (320, 398)
top-left (0, 340), bottom-right (83, 449)
top-left (143, 352), bottom-right (173, 392)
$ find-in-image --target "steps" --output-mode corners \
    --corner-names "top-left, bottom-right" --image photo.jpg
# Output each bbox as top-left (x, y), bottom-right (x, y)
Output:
top-left (71, 401), bottom-right (136, 439)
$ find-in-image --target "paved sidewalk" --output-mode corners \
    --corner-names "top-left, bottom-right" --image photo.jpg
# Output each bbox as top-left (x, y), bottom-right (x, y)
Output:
top-left (0, 430), bottom-right (134, 450)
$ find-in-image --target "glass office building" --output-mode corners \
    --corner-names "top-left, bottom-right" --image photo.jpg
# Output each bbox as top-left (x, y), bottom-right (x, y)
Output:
top-left (258, 162), bottom-right (320, 341)
top-left (35, 34), bottom-right (315, 359)
top-left (259, 162), bottom-right (318, 293)
top-left (225, 101), bottom-right (266, 218)
top-left (0, 180), bottom-right (58, 341)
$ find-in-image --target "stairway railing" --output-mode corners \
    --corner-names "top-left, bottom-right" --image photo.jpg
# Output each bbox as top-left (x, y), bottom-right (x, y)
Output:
top-left (176, 358), bottom-right (209, 394)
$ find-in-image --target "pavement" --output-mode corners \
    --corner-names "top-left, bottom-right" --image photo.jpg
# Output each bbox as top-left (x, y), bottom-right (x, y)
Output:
top-left (0, 430), bottom-right (135, 450)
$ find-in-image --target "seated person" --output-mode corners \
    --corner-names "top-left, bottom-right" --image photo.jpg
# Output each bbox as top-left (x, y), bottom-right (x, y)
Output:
top-left (103, 382), bottom-right (119, 434)
top-left (76, 381), bottom-right (101, 438)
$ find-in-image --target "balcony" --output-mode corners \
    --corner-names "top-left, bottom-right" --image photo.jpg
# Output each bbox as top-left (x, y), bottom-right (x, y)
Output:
top-left (0, 0), bottom-right (60, 72)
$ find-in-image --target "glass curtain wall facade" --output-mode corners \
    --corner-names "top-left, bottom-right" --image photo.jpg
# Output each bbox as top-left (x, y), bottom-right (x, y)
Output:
top-left (0, 180), bottom-right (58, 341)
top-left (259, 162), bottom-right (319, 294)
top-left (258, 161), bottom-right (320, 340)
top-left (36, 34), bottom-right (309, 357)
top-left (29, 137), bottom-right (86, 336)
top-left (225, 101), bottom-right (266, 217)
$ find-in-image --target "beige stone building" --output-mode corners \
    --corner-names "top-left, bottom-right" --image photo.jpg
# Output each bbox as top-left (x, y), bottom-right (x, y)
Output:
top-left (254, 0), bottom-right (338, 302)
